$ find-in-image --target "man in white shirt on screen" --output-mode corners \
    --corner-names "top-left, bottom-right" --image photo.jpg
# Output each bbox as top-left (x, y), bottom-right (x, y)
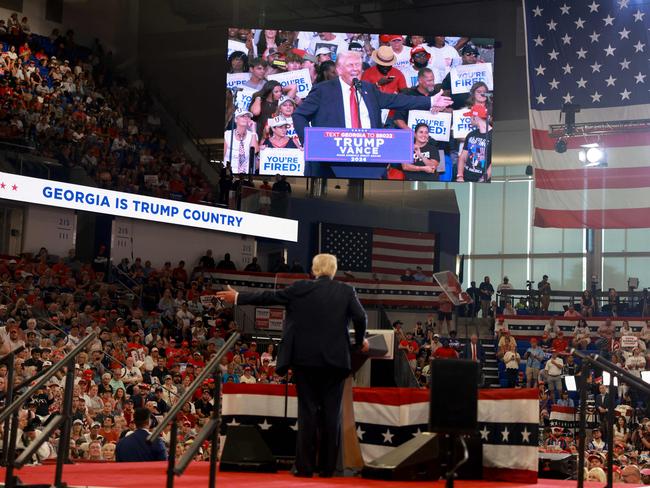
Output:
top-left (425, 36), bottom-right (461, 84)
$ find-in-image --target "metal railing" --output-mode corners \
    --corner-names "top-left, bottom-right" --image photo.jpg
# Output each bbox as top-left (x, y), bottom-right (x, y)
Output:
top-left (147, 332), bottom-right (240, 488)
top-left (1, 333), bottom-right (96, 488)
top-left (572, 348), bottom-right (650, 488)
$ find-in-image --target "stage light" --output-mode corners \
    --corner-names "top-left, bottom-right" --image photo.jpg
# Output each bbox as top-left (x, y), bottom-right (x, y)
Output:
top-left (555, 138), bottom-right (567, 153)
top-left (578, 143), bottom-right (607, 167)
top-left (565, 375), bottom-right (577, 392)
top-left (603, 371), bottom-right (618, 387)
top-left (642, 371), bottom-right (650, 384)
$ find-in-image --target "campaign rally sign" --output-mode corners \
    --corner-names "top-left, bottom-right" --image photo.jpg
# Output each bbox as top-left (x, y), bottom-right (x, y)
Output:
top-left (259, 148), bottom-right (305, 176)
top-left (449, 63), bottom-right (493, 94)
top-left (407, 110), bottom-right (452, 142)
top-left (255, 307), bottom-right (286, 331)
top-left (226, 72), bottom-right (251, 90)
top-left (0, 172), bottom-right (298, 241)
top-left (234, 86), bottom-right (257, 111)
top-left (227, 39), bottom-right (248, 58)
top-left (267, 69), bottom-right (312, 99)
top-left (304, 128), bottom-right (413, 163)
top-left (452, 109), bottom-right (473, 139)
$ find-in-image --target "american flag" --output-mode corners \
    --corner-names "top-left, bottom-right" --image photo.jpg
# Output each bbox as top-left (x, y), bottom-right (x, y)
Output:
top-left (524, 0), bottom-right (650, 228)
top-left (319, 222), bottom-right (436, 280)
top-left (221, 384), bottom-right (539, 484)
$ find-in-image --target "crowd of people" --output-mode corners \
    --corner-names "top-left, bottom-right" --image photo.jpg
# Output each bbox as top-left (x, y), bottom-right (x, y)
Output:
top-left (0, 246), bottom-right (304, 464)
top-left (225, 30), bottom-right (494, 182)
top-left (0, 17), bottom-right (221, 207)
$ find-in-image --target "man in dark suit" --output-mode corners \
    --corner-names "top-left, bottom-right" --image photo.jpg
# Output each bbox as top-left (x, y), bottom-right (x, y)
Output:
top-left (217, 254), bottom-right (368, 478)
top-left (293, 50), bottom-right (452, 142)
top-left (115, 408), bottom-right (167, 462)
top-left (463, 334), bottom-right (485, 386)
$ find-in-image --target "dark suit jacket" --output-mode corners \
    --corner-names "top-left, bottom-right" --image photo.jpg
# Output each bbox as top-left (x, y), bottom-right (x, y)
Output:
top-left (115, 428), bottom-right (167, 462)
top-left (292, 78), bottom-right (432, 141)
top-left (237, 276), bottom-right (367, 375)
top-left (462, 341), bottom-right (485, 364)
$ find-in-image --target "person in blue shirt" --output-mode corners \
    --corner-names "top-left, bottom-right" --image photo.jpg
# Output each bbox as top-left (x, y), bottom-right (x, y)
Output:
top-left (115, 408), bottom-right (167, 462)
top-left (524, 338), bottom-right (545, 388)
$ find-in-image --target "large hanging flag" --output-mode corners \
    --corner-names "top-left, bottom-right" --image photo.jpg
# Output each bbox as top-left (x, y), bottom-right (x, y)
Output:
top-left (524, 0), bottom-right (650, 228)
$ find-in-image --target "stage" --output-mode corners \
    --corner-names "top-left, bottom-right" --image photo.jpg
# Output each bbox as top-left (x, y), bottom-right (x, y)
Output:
top-left (0, 463), bottom-right (642, 487)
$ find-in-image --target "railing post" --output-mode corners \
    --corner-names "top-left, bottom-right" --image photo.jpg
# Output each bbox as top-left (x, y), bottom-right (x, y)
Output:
top-left (576, 362), bottom-right (589, 488)
top-left (209, 371), bottom-right (222, 488)
top-left (166, 421), bottom-right (179, 488)
top-left (4, 410), bottom-right (20, 488)
top-left (2, 351), bottom-right (15, 466)
top-left (54, 364), bottom-right (76, 487)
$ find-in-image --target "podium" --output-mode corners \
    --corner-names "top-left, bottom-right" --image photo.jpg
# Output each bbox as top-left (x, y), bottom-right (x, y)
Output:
top-left (339, 330), bottom-right (393, 474)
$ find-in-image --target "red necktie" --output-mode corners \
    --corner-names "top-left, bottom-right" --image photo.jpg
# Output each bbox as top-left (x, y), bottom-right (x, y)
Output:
top-left (350, 85), bottom-right (361, 128)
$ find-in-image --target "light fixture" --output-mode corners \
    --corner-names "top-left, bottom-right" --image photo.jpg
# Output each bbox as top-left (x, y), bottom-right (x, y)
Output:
top-left (578, 143), bottom-right (607, 167)
top-left (603, 371), bottom-right (618, 387)
top-left (555, 138), bottom-right (567, 153)
top-left (565, 375), bottom-right (577, 391)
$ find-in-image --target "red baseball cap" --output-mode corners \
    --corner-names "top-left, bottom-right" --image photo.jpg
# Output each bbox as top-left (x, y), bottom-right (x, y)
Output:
top-left (463, 104), bottom-right (488, 119)
top-left (380, 34), bottom-right (402, 43)
top-left (410, 46), bottom-right (430, 60)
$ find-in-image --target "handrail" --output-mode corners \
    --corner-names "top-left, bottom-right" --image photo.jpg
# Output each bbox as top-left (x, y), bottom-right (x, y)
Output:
top-left (0, 333), bottom-right (96, 424)
top-left (147, 332), bottom-right (240, 443)
top-left (0, 346), bottom-right (24, 364)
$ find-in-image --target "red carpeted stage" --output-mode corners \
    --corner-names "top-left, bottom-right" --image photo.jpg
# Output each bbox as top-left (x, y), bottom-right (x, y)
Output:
top-left (0, 462), bottom-right (640, 487)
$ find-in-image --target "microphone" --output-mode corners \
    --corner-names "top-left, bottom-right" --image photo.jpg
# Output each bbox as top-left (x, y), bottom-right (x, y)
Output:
top-left (352, 77), bottom-right (362, 90)
top-left (483, 92), bottom-right (494, 99)
top-left (230, 86), bottom-right (244, 93)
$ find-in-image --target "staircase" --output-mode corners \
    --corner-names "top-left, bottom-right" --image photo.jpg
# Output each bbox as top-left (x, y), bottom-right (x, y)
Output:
top-left (481, 339), bottom-right (500, 387)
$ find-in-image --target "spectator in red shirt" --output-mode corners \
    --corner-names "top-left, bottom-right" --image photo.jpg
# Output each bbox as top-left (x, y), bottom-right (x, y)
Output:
top-left (399, 331), bottom-right (419, 369)
top-left (552, 330), bottom-right (569, 355)
top-left (433, 339), bottom-right (459, 359)
top-left (361, 46), bottom-right (407, 95)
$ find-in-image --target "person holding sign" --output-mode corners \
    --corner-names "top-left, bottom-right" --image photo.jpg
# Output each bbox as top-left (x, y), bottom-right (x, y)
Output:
top-left (293, 50), bottom-right (452, 142)
top-left (401, 122), bottom-right (439, 181)
top-left (261, 116), bottom-right (302, 150)
top-left (251, 80), bottom-right (297, 139)
top-left (223, 110), bottom-right (259, 174)
top-left (441, 43), bottom-right (482, 110)
top-left (227, 51), bottom-right (249, 74)
top-left (456, 104), bottom-right (492, 183)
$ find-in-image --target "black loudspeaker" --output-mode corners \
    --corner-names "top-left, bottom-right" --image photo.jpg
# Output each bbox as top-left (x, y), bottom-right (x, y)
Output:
top-left (538, 453), bottom-right (574, 479)
top-left (220, 425), bottom-right (277, 472)
top-left (362, 432), bottom-right (440, 481)
top-left (428, 359), bottom-right (479, 434)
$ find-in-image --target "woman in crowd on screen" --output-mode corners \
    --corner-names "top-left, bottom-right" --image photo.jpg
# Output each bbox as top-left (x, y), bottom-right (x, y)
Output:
top-left (580, 290), bottom-right (594, 317)
top-left (223, 109), bottom-right (259, 174)
top-left (401, 122), bottom-right (440, 181)
top-left (227, 51), bottom-right (249, 74)
top-left (251, 80), bottom-right (296, 139)
top-left (260, 116), bottom-right (302, 150)
top-left (315, 60), bottom-right (337, 84)
top-left (466, 81), bottom-right (492, 115)
top-left (257, 30), bottom-right (280, 61)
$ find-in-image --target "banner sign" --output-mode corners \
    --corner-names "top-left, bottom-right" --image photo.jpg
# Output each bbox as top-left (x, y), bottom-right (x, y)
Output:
top-left (226, 72), bottom-right (251, 90)
top-left (255, 307), bottom-right (286, 330)
top-left (259, 148), bottom-right (305, 176)
top-left (449, 63), bottom-right (493, 94)
top-left (407, 111), bottom-right (452, 142)
top-left (0, 172), bottom-right (298, 242)
top-left (227, 39), bottom-right (248, 58)
top-left (234, 86), bottom-right (257, 111)
top-left (304, 128), bottom-right (413, 163)
top-left (452, 109), bottom-right (473, 139)
top-left (621, 335), bottom-right (639, 348)
top-left (267, 68), bottom-right (312, 99)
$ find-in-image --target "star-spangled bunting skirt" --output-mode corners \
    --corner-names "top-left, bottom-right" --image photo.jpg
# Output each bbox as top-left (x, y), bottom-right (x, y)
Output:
top-left (221, 384), bottom-right (538, 483)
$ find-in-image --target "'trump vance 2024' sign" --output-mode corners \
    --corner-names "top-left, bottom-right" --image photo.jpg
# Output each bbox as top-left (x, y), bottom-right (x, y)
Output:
top-left (304, 128), bottom-right (413, 164)
top-left (0, 172), bottom-right (298, 242)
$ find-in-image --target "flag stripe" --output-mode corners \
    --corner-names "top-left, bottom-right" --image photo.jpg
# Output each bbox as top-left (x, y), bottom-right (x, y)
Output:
top-left (374, 228), bottom-right (435, 240)
top-left (531, 128), bottom-right (650, 151)
top-left (372, 254), bottom-right (435, 266)
top-left (535, 166), bottom-right (650, 190)
top-left (478, 399), bottom-right (539, 424)
top-left (372, 241), bottom-right (436, 253)
top-left (534, 207), bottom-right (650, 228)
top-left (370, 248), bottom-right (435, 259)
top-left (535, 187), bottom-right (650, 210)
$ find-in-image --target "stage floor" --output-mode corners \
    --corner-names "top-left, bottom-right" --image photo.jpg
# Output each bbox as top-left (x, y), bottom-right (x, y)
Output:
top-left (0, 463), bottom-right (643, 488)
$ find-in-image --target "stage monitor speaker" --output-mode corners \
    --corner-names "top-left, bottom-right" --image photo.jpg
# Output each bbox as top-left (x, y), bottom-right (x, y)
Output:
top-left (362, 432), bottom-right (440, 481)
top-left (220, 425), bottom-right (277, 472)
top-left (428, 358), bottom-right (479, 434)
top-left (538, 453), bottom-right (574, 480)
